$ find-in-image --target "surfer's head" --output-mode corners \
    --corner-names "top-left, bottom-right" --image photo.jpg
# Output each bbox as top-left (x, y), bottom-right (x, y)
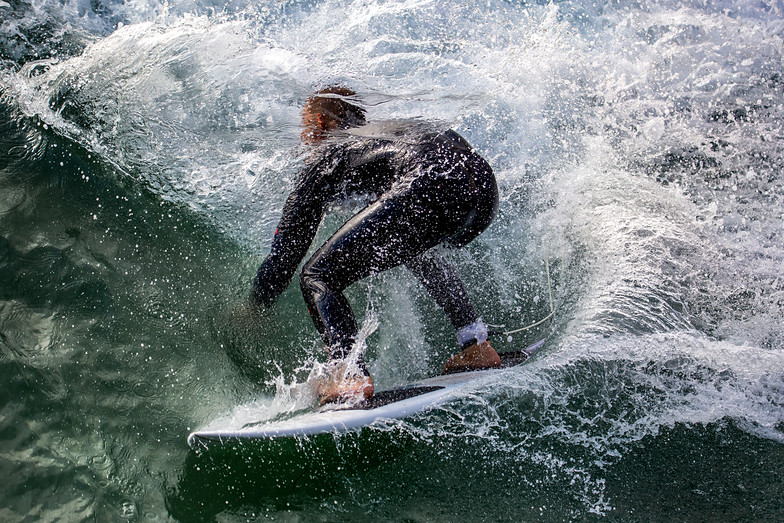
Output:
top-left (301, 85), bottom-right (366, 144)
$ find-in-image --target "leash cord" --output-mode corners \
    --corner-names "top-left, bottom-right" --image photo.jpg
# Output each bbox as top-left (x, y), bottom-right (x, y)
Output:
top-left (488, 256), bottom-right (555, 339)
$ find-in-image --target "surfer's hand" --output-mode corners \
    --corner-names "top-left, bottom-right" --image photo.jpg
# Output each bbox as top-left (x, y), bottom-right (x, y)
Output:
top-left (249, 282), bottom-right (276, 308)
top-left (252, 257), bottom-right (293, 307)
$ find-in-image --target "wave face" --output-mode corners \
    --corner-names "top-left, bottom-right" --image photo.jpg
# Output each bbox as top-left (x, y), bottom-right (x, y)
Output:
top-left (1, 0), bottom-right (783, 520)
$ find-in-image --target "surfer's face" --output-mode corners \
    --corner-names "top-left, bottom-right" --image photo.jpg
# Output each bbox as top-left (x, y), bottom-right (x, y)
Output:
top-left (301, 106), bottom-right (338, 145)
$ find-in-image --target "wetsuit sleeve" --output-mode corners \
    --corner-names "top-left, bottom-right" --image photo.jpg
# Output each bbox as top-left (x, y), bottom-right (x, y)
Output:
top-left (252, 151), bottom-right (342, 306)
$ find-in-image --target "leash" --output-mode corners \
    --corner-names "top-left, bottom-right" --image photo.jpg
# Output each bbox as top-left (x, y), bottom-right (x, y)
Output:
top-left (488, 256), bottom-right (555, 342)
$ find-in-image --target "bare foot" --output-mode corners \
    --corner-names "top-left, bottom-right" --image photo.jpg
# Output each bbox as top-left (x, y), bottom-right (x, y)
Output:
top-left (318, 361), bottom-right (374, 405)
top-left (442, 341), bottom-right (501, 374)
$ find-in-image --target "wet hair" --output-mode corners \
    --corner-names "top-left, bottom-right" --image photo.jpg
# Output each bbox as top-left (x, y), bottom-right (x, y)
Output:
top-left (306, 85), bottom-right (366, 129)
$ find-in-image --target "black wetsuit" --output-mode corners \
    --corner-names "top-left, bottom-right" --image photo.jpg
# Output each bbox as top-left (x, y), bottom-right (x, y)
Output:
top-left (253, 126), bottom-right (498, 359)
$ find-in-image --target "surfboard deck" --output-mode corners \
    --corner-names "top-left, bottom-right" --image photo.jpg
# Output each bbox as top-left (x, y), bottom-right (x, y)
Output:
top-left (188, 340), bottom-right (543, 448)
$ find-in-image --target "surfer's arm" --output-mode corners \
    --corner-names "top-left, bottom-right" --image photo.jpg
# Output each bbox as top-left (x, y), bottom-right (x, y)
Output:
top-left (252, 154), bottom-right (341, 306)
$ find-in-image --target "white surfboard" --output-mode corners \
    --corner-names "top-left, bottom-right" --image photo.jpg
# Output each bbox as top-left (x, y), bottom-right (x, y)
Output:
top-left (187, 340), bottom-right (544, 448)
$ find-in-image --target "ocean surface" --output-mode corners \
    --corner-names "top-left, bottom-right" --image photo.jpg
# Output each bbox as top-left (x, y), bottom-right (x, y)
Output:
top-left (1, 0), bottom-right (783, 520)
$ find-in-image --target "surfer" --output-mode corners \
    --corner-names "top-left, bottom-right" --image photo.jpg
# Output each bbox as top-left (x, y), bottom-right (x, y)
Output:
top-left (252, 85), bottom-right (501, 404)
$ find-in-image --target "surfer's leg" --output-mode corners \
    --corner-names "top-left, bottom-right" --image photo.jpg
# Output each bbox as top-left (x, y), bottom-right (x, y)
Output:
top-left (402, 151), bottom-right (502, 373)
top-left (300, 194), bottom-right (459, 357)
top-left (406, 251), bottom-right (478, 330)
top-left (301, 193), bottom-right (459, 404)
top-left (406, 252), bottom-right (501, 374)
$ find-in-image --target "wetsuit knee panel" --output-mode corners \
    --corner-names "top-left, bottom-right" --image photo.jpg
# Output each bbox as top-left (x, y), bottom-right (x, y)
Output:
top-left (299, 261), bottom-right (327, 297)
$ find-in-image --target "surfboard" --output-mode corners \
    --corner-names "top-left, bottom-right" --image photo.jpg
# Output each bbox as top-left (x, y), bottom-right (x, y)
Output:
top-left (188, 339), bottom-right (544, 448)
